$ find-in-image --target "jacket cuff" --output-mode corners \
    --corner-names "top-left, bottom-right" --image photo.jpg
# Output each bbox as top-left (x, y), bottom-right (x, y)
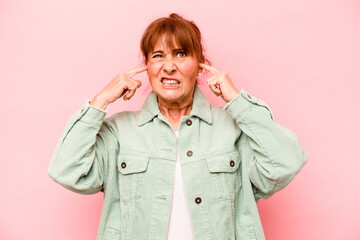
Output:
top-left (223, 89), bottom-right (274, 121)
top-left (77, 100), bottom-right (108, 127)
top-left (223, 89), bottom-right (254, 119)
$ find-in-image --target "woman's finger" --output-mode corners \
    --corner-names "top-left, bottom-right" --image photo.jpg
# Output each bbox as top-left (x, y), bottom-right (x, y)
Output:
top-left (119, 89), bottom-right (128, 98)
top-left (123, 88), bottom-right (137, 100)
top-left (207, 76), bottom-right (221, 89)
top-left (206, 75), bottom-right (217, 85)
top-left (127, 77), bottom-right (142, 88)
top-left (205, 74), bottom-right (222, 96)
top-left (126, 66), bottom-right (148, 77)
top-left (199, 63), bottom-right (220, 75)
top-left (209, 83), bottom-right (221, 96)
top-left (134, 79), bottom-right (142, 88)
top-left (123, 78), bottom-right (140, 100)
top-left (207, 78), bottom-right (221, 95)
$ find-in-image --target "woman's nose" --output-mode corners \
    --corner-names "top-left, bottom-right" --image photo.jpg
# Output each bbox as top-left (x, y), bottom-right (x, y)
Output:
top-left (162, 56), bottom-right (176, 74)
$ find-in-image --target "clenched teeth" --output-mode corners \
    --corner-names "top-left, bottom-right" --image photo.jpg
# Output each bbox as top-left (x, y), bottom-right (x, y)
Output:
top-left (161, 79), bottom-right (180, 84)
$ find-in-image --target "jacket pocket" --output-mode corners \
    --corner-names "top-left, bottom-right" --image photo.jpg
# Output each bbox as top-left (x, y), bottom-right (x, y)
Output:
top-left (117, 154), bottom-right (150, 202)
top-left (205, 150), bottom-right (242, 200)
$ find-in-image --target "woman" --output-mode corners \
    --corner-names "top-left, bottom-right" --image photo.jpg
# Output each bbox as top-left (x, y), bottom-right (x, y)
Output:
top-left (48, 13), bottom-right (308, 240)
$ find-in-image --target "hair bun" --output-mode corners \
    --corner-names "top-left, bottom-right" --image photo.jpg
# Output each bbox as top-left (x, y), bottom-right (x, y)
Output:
top-left (169, 13), bottom-right (182, 19)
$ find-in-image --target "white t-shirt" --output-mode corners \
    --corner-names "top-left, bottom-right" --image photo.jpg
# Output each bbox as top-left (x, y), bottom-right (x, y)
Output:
top-left (166, 131), bottom-right (194, 239)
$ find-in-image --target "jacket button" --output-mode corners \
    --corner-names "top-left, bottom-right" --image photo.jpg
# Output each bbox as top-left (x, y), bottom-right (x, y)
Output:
top-left (121, 162), bottom-right (126, 168)
top-left (247, 93), bottom-right (252, 99)
top-left (187, 151), bottom-right (193, 157)
top-left (186, 119), bottom-right (192, 126)
top-left (230, 160), bottom-right (235, 167)
top-left (195, 197), bottom-right (202, 204)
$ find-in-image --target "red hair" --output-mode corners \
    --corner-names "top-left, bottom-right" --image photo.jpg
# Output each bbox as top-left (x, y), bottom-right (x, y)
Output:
top-left (140, 13), bottom-right (207, 64)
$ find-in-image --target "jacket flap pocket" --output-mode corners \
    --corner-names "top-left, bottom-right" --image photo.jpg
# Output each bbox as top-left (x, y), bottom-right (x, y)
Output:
top-left (205, 150), bottom-right (240, 173)
top-left (117, 155), bottom-right (149, 175)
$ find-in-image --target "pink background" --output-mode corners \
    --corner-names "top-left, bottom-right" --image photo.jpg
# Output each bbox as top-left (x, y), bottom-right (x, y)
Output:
top-left (1, 0), bottom-right (359, 239)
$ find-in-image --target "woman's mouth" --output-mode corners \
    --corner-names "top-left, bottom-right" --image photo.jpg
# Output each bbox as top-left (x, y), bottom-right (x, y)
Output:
top-left (161, 78), bottom-right (180, 88)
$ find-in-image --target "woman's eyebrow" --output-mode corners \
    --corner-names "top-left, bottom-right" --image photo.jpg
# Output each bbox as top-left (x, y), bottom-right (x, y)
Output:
top-left (172, 48), bottom-right (185, 52)
top-left (151, 48), bottom-right (185, 55)
top-left (152, 50), bottom-right (164, 55)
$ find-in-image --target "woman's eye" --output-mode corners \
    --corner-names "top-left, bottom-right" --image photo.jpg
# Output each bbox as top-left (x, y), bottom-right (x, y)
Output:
top-left (152, 54), bottom-right (163, 58)
top-left (176, 51), bottom-right (187, 57)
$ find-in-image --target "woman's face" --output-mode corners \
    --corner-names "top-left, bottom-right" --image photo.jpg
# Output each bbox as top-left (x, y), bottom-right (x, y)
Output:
top-left (146, 35), bottom-right (200, 105)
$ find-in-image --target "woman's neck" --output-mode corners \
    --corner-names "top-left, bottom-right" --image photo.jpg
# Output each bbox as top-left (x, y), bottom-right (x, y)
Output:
top-left (157, 97), bottom-right (193, 131)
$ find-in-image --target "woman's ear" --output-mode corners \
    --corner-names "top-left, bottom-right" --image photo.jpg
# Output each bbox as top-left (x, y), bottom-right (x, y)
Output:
top-left (198, 65), bottom-right (204, 75)
top-left (198, 62), bottom-right (203, 75)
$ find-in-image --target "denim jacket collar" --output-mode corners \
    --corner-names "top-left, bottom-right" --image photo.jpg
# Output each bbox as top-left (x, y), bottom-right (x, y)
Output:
top-left (137, 85), bottom-right (213, 126)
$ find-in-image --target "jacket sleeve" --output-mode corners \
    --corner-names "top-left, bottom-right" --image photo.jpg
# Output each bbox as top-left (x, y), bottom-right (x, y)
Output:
top-left (48, 100), bottom-right (118, 195)
top-left (224, 90), bottom-right (308, 199)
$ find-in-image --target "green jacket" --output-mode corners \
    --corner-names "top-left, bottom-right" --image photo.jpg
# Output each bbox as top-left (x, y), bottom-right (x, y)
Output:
top-left (48, 86), bottom-right (308, 240)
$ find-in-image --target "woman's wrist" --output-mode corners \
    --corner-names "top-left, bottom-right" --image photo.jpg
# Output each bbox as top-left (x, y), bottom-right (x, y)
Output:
top-left (89, 95), bottom-right (110, 110)
top-left (224, 89), bottom-right (240, 103)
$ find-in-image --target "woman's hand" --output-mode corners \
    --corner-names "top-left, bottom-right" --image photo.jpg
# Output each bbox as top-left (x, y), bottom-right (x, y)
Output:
top-left (199, 63), bottom-right (239, 103)
top-left (90, 66), bottom-right (148, 110)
